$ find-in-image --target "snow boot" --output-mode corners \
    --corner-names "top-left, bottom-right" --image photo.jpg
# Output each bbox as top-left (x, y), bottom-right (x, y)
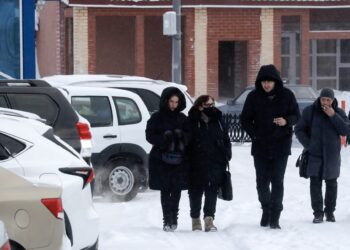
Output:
top-left (260, 208), bottom-right (270, 227)
top-left (171, 211), bottom-right (178, 231)
top-left (204, 216), bottom-right (217, 232)
top-left (312, 212), bottom-right (324, 224)
top-left (163, 214), bottom-right (174, 232)
top-left (192, 218), bottom-right (202, 231)
top-left (325, 212), bottom-right (335, 222)
top-left (270, 210), bottom-right (281, 229)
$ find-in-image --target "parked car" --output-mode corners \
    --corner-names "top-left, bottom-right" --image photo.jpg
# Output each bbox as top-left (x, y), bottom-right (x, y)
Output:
top-left (42, 74), bottom-right (193, 114)
top-left (218, 84), bottom-right (318, 115)
top-left (0, 167), bottom-right (69, 250)
top-left (0, 80), bottom-right (92, 164)
top-left (0, 112), bottom-right (99, 250)
top-left (58, 86), bottom-right (151, 201)
top-left (0, 220), bottom-right (10, 250)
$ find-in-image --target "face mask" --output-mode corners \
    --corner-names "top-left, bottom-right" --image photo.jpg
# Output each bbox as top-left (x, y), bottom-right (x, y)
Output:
top-left (202, 107), bottom-right (216, 117)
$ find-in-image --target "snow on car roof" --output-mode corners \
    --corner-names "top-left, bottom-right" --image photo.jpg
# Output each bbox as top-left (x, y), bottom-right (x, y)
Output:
top-left (42, 74), bottom-right (188, 91)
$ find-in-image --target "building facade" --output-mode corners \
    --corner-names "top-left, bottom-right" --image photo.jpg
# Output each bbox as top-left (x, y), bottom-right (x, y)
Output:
top-left (37, 0), bottom-right (350, 98)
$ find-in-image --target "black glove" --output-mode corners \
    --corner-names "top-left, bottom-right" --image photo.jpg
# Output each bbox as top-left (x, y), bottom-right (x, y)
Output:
top-left (174, 129), bottom-right (184, 139)
top-left (162, 130), bottom-right (175, 151)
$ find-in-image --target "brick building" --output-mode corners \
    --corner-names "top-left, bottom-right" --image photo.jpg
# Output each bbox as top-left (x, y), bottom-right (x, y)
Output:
top-left (36, 0), bottom-right (350, 98)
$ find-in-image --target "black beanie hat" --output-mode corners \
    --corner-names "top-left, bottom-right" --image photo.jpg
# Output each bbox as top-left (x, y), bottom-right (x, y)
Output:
top-left (320, 88), bottom-right (335, 99)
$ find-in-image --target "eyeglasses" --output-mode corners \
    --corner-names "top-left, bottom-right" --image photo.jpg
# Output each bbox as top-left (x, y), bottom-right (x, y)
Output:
top-left (203, 102), bottom-right (214, 107)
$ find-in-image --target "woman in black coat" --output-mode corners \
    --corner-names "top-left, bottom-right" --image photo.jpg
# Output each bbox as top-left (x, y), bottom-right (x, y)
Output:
top-left (295, 88), bottom-right (350, 223)
top-left (146, 87), bottom-right (189, 232)
top-left (187, 95), bottom-right (232, 232)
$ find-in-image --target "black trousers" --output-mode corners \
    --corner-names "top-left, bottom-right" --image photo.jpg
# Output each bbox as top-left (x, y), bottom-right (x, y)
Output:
top-left (310, 176), bottom-right (337, 215)
top-left (160, 190), bottom-right (181, 223)
top-left (189, 183), bottom-right (218, 219)
top-left (253, 155), bottom-right (288, 212)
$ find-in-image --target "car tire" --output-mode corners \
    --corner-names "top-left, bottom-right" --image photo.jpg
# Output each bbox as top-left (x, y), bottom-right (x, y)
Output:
top-left (103, 158), bottom-right (140, 202)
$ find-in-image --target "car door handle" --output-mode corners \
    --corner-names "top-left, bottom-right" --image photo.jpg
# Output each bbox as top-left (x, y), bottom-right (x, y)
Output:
top-left (103, 134), bottom-right (117, 139)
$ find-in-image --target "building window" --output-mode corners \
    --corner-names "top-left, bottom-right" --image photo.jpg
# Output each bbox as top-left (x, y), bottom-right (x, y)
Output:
top-left (310, 9), bottom-right (350, 31)
top-left (310, 39), bottom-right (350, 91)
top-left (281, 16), bottom-right (300, 84)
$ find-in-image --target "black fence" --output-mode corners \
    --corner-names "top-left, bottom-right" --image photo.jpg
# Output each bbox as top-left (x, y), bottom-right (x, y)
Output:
top-left (222, 113), bottom-right (251, 143)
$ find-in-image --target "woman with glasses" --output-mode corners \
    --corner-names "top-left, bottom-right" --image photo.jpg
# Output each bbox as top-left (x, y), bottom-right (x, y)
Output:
top-left (187, 95), bottom-right (232, 232)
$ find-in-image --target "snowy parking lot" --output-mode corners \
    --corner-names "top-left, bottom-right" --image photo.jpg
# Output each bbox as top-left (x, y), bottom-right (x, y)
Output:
top-left (95, 144), bottom-right (350, 250)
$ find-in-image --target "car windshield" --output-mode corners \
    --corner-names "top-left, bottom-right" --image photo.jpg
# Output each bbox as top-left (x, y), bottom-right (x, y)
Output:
top-left (287, 86), bottom-right (318, 100)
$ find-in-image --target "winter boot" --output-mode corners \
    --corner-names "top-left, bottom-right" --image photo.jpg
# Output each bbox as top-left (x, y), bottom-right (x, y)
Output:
top-left (163, 214), bottom-right (173, 232)
top-left (269, 210), bottom-right (281, 229)
top-left (204, 216), bottom-right (217, 232)
top-left (312, 212), bottom-right (324, 224)
top-left (171, 211), bottom-right (178, 231)
top-left (260, 208), bottom-right (270, 227)
top-left (325, 212), bottom-right (335, 222)
top-left (192, 218), bottom-right (202, 231)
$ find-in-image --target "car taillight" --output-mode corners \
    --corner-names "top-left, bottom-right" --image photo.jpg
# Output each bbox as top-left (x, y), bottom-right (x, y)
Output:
top-left (59, 167), bottom-right (94, 189)
top-left (0, 241), bottom-right (11, 250)
top-left (76, 122), bottom-right (92, 140)
top-left (41, 198), bottom-right (63, 220)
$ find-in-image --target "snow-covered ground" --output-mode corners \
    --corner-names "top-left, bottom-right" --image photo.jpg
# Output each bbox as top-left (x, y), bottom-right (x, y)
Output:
top-left (95, 143), bottom-right (350, 250)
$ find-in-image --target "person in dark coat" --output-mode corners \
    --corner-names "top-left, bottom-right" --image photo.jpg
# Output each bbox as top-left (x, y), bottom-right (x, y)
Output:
top-left (241, 64), bottom-right (300, 229)
top-left (187, 95), bottom-right (232, 232)
top-left (295, 88), bottom-right (350, 223)
top-left (146, 87), bottom-right (189, 232)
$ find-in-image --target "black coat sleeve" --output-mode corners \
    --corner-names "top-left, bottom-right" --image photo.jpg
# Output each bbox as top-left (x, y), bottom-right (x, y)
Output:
top-left (145, 113), bottom-right (163, 146)
top-left (329, 109), bottom-right (350, 136)
top-left (285, 91), bottom-right (301, 127)
top-left (240, 92), bottom-right (257, 139)
top-left (294, 107), bottom-right (312, 149)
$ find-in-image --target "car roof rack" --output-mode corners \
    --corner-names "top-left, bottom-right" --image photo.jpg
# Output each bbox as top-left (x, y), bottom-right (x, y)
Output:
top-left (0, 79), bottom-right (51, 87)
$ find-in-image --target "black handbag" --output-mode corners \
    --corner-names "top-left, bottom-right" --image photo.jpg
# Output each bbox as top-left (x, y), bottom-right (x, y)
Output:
top-left (296, 149), bottom-right (309, 179)
top-left (218, 165), bottom-right (233, 201)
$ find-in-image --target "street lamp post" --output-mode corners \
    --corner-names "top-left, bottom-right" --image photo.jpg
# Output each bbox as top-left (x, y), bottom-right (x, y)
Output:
top-left (172, 0), bottom-right (182, 84)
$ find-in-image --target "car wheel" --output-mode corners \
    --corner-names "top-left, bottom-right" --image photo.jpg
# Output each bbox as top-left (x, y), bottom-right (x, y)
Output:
top-left (103, 158), bottom-right (140, 202)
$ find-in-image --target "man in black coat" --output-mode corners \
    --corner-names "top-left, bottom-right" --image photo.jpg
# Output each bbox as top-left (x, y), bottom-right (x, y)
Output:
top-left (241, 64), bottom-right (300, 229)
top-left (295, 88), bottom-right (350, 223)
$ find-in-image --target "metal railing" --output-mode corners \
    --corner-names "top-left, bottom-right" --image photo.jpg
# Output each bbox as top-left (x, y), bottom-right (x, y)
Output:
top-left (222, 113), bottom-right (251, 143)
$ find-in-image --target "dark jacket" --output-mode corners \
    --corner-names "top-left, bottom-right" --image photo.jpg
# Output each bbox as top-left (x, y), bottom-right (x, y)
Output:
top-left (146, 87), bottom-right (189, 191)
top-left (188, 106), bottom-right (232, 188)
top-left (295, 98), bottom-right (350, 179)
top-left (241, 64), bottom-right (300, 158)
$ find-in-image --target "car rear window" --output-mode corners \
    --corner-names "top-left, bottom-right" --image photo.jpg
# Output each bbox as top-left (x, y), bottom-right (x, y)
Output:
top-left (7, 94), bottom-right (59, 125)
top-left (113, 97), bottom-right (142, 125)
top-left (0, 133), bottom-right (26, 158)
top-left (118, 88), bottom-right (159, 114)
top-left (0, 96), bottom-right (8, 107)
top-left (71, 96), bottom-right (113, 127)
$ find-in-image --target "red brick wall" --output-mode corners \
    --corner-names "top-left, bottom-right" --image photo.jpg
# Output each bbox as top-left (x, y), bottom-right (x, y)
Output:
top-left (95, 16), bottom-right (136, 74)
top-left (144, 16), bottom-right (171, 81)
top-left (207, 8), bottom-right (261, 98)
top-left (87, 8), bottom-right (195, 93)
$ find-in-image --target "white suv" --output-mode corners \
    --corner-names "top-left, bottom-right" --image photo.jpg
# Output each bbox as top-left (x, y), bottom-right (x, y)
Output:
top-left (0, 111), bottom-right (99, 250)
top-left (58, 86), bottom-right (151, 201)
top-left (42, 74), bottom-right (193, 114)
